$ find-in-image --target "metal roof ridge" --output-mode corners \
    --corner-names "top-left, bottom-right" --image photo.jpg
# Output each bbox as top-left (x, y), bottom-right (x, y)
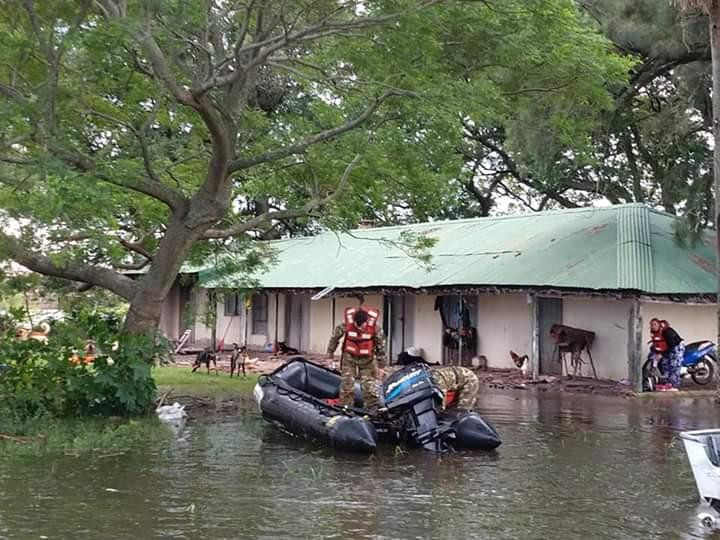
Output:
top-left (334, 204), bottom-right (629, 234)
top-left (617, 205), bottom-right (654, 291)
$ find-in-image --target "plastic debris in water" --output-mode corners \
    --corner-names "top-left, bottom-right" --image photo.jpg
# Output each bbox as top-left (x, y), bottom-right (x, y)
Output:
top-left (155, 402), bottom-right (187, 422)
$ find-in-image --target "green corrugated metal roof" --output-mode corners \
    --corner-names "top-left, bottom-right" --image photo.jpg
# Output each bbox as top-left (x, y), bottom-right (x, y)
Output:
top-left (198, 204), bottom-right (717, 295)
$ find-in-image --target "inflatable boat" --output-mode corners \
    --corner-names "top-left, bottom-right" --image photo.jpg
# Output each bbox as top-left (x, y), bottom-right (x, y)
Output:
top-left (254, 357), bottom-right (501, 453)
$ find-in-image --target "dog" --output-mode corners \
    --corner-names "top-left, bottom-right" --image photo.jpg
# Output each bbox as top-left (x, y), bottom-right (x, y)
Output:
top-left (192, 347), bottom-right (218, 374)
top-left (229, 343), bottom-right (249, 377)
top-left (510, 350), bottom-right (529, 378)
top-left (275, 341), bottom-right (300, 355)
top-left (16, 322), bottom-right (50, 344)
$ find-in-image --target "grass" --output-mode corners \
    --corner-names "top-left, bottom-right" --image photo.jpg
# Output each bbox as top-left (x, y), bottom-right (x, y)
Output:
top-left (153, 366), bottom-right (259, 398)
top-left (0, 416), bottom-right (171, 457)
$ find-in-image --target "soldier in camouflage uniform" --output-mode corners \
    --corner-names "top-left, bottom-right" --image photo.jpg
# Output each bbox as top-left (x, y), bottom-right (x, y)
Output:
top-left (430, 366), bottom-right (479, 410)
top-left (326, 306), bottom-right (386, 411)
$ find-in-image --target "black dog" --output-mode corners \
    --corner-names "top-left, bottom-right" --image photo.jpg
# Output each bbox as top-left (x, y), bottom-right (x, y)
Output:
top-left (192, 348), bottom-right (217, 374)
top-left (276, 341), bottom-right (300, 355)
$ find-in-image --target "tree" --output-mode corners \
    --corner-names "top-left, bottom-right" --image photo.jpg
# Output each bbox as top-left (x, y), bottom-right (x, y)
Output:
top-left (447, 1), bottom-right (715, 220)
top-left (0, 1), bottom-right (627, 335)
top-left (673, 0), bottom-right (720, 402)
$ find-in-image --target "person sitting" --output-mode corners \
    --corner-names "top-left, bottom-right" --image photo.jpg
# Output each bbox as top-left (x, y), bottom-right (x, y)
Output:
top-left (659, 319), bottom-right (684, 391)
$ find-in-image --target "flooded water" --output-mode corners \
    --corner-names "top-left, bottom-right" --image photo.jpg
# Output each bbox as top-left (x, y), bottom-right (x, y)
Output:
top-left (1, 390), bottom-right (720, 539)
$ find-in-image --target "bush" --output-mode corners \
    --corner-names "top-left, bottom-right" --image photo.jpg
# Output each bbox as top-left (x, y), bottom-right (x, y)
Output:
top-left (0, 308), bottom-right (166, 427)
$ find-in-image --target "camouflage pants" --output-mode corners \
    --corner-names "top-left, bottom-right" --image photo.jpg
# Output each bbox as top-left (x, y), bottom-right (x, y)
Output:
top-left (432, 366), bottom-right (479, 410)
top-left (340, 355), bottom-right (379, 409)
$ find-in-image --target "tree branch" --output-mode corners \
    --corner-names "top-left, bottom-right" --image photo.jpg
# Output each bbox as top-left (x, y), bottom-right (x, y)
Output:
top-left (204, 154), bottom-right (362, 239)
top-left (227, 90), bottom-right (400, 173)
top-left (0, 231), bottom-right (138, 300)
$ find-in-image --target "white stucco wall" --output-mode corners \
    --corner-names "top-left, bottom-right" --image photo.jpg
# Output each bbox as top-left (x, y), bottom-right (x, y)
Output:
top-left (476, 293), bottom-right (532, 369)
top-left (640, 301), bottom-right (716, 349)
top-left (413, 294), bottom-right (443, 363)
top-left (309, 298), bottom-right (333, 353)
top-left (213, 292), bottom-right (288, 350)
top-left (214, 296), bottom-right (245, 348)
top-left (306, 295), bottom-right (385, 354)
top-left (561, 297), bottom-right (633, 381)
top-left (191, 288), bottom-right (212, 345)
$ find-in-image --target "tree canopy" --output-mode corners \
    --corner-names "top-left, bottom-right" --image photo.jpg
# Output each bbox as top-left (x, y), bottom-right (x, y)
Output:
top-left (0, 0), bottom-right (629, 331)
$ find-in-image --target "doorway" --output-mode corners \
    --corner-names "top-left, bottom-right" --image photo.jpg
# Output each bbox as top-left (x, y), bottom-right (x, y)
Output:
top-left (538, 297), bottom-right (563, 375)
top-left (285, 294), bottom-right (311, 353)
top-left (437, 295), bottom-right (478, 366)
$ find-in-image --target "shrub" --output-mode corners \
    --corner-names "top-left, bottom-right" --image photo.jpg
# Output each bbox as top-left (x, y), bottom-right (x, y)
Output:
top-left (0, 308), bottom-right (166, 427)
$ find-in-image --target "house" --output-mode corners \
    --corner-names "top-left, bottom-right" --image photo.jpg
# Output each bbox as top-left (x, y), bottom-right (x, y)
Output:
top-left (160, 204), bottom-right (717, 388)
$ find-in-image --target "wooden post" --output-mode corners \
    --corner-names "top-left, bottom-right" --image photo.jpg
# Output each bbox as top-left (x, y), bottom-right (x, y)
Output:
top-left (274, 293), bottom-right (279, 345)
top-left (458, 294), bottom-right (463, 366)
top-left (530, 293), bottom-right (539, 380)
top-left (627, 298), bottom-right (643, 392)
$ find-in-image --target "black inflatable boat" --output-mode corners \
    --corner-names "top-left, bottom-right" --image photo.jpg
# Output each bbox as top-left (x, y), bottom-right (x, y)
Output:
top-left (254, 357), bottom-right (501, 453)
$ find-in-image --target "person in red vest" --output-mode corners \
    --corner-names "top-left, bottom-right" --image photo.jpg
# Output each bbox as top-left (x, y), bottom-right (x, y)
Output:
top-left (326, 306), bottom-right (386, 412)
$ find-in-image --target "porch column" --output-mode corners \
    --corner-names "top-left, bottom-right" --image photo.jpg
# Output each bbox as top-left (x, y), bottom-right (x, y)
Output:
top-left (627, 298), bottom-right (643, 392)
top-left (530, 293), bottom-right (539, 380)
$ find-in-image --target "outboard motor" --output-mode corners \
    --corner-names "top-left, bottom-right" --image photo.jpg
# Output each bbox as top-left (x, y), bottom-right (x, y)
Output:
top-left (382, 363), bottom-right (446, 451)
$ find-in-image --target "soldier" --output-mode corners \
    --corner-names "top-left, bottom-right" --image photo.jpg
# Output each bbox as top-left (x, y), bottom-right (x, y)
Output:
top-left (327, 306), bottom-right (386, 412)
top-left (430, 366), bottom-right (479, 410)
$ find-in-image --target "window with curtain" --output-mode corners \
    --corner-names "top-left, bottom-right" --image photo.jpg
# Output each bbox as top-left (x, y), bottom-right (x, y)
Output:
top-left (224, 293), bottom-right (240, 316)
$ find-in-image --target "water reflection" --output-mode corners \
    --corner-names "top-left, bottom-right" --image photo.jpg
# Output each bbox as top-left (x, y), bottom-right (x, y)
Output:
top-left (0, 391), bottom-right (718, 539)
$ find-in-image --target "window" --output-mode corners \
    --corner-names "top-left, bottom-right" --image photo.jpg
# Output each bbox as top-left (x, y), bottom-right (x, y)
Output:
top-left (224, 293), bottom-right (240, 316)
top-left (252, 294), bottom-right (269, 335)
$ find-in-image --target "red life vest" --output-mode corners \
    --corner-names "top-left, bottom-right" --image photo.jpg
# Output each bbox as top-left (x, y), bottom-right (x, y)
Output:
top-left (343, 307), bottom-right (379, 358)
top-left (651, 320), bottom-right (668, 353)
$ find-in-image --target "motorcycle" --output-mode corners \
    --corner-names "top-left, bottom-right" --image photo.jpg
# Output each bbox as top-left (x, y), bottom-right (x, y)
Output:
top-left (681, 341), bottom-right (717, 385)
top-left (642, 340), bottom-right (717, 391)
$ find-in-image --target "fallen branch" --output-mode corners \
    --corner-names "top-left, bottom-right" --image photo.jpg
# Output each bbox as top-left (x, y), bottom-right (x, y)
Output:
top-left (155, 387), bottom-right (174, 408)
top-left (0, 433), bottom-right (31, 444)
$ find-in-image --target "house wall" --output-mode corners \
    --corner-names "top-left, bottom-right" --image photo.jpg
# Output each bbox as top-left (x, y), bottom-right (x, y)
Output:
top-left (212, 292), bottom-right (287, 351)
top-left (640, 301), bottom-right (716, 350)
top-left (412, 294), bottom-right (443, 363)
top-left (309, 298), bottom-right (333, 354)
top-left (306, 295), bottom-right (385, 355)
top-left (561, 297), bottom-right (633, 381)
top-left (191, 288), bottom-right (212, 346)
top-left (476, 293), bottom-right (532, 369)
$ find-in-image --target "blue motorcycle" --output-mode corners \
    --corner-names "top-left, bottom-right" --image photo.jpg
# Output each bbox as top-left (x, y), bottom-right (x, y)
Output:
top-left (642, 340), bottom-right (716, 391)
top-left (681, 341), bottom-right (717, 385)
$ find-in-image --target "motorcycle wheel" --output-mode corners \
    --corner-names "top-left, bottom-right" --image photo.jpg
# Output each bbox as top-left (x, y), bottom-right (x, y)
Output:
top-left (691, 357), bottom-right (715, 385)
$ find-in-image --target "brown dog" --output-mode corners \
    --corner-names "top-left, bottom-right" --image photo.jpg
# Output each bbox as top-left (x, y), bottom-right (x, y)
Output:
top-left (16, 322), bottom-right (50, 344)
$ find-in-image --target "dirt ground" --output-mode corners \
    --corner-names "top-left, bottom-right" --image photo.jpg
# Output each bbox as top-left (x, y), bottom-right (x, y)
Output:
top-left (173, 349), bottom-right (719, 400)
top-left (172, 351), bottom-right (644, 398)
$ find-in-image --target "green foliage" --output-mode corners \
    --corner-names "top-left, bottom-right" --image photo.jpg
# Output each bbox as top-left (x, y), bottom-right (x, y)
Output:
top-left (0, 308), bottom-right (162, 428)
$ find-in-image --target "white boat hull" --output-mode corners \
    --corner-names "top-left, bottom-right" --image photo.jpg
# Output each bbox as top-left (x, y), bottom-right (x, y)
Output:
top-left (680, 429), bottom-right (720, 503)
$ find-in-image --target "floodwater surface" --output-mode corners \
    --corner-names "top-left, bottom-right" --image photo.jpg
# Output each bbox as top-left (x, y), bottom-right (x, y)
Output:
top-left (1, 390), bottom-right (719, 539)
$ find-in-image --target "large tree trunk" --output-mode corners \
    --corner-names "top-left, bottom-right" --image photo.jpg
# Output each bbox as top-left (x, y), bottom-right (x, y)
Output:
top-left (123, 206), bottom-right (222, 335)
top-left (710, 1), bottom-right (720, 404)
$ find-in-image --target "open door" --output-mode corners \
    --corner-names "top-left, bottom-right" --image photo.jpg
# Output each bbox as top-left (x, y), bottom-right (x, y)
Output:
top-left (384, 295), bottom-right (415, 364)
top-left (439, 295), bottom-right (478, 366)
top-left (538, 297), bottom-right (563, 375)
top-left (285, 294), bottom-right (311, 353)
